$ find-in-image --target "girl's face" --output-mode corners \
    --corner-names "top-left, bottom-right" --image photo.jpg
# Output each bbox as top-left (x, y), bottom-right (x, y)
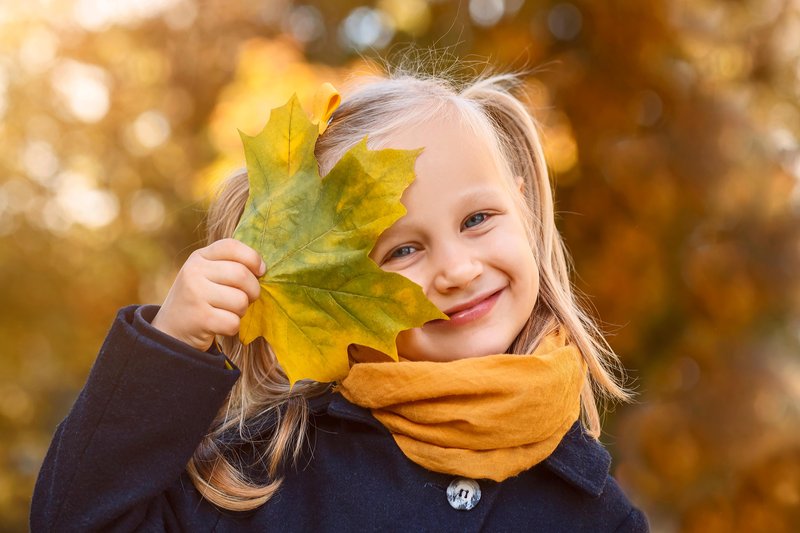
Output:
top-left (370, 115), bottom-right (540, 361)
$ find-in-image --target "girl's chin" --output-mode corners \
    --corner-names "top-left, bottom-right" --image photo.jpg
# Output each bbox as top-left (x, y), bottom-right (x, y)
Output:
top-left (398, 347), bottom-right (499, 362)
top-left (396, 329), bottom-right (512, 361)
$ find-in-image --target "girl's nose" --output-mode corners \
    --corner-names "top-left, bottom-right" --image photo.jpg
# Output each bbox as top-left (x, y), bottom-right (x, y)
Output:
top-left (432, 251), bottom-right (483, 293)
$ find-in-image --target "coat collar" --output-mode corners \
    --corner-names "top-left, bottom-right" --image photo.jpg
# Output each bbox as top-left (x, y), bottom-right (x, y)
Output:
top-left (312, 391), bottom-right (610, 497)
top-left (542, 420), bottom-right (611, 497)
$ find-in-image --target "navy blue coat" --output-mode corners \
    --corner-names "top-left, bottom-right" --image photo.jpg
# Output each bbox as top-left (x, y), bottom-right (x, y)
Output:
top-left (31, 306), bottom-right (649, 532)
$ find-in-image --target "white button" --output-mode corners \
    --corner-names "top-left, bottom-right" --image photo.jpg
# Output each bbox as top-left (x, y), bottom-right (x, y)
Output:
top-left (446, 478), bottom-right (481, 510)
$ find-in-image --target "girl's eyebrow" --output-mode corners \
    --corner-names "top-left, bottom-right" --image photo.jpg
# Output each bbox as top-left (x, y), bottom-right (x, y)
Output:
top-left (379, 217), bottom-right (412, 240)
top-left (454, 186), bottom-right (505, 208)
top-left (387, 185), bottom-right (504, 233)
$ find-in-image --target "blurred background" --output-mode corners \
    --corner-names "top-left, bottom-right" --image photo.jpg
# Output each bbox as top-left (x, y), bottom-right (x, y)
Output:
top-left (1, 0), bottom-right (799, 531)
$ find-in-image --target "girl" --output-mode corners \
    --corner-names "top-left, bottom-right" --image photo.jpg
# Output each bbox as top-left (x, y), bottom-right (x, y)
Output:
top-left (31, 70), bottom-right (649, 531)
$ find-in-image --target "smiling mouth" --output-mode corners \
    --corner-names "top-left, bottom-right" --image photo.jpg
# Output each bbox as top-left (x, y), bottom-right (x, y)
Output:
top-left (430, 289), bottom-right (504, 327)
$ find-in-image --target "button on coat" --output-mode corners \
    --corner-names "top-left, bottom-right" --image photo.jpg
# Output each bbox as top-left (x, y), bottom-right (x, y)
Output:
top-left (447, 478), bottom-right (481, 510)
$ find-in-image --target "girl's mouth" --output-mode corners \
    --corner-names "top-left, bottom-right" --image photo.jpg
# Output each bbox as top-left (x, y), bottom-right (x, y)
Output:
top-left (431, 289), bottom-right (503, 327)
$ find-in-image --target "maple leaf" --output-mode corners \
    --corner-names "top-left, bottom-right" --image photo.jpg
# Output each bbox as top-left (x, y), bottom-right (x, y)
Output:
top-left (233, 94), bottom-right (446, 384)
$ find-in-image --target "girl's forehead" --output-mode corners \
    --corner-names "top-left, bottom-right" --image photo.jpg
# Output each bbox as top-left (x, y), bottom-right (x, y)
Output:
top-left (383, 122), bottom-right (516, 208)
top-left (379, 107), bottom-right (491, 151)
top-left (383, 116), bottom-right (510, 180)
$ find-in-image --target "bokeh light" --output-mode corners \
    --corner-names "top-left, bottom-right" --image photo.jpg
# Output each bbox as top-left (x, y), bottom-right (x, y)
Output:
top-left (2, 1), bottom-right (799, 531)
top-left (50, 60), bottom-right (110, 123)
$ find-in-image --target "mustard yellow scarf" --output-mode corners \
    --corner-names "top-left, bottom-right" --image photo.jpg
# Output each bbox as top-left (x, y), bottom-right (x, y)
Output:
top-left (337, 330), bottom-right (587, 481)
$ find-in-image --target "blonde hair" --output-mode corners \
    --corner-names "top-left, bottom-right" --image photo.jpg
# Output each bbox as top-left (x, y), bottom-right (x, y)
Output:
top-left (187, 69), bottom-right (631, 511)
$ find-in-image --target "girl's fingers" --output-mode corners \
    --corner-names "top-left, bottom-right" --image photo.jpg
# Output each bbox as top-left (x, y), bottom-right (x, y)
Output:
top-left (154, 239), bottom-right (265, 349)
top-left (199, 238), bottom-right (266, 277)
top-left (206, 282), bottom-right (252, 318)
top-left (205, 260), bottom-right (262, 302)
top-left (208, 307), bottom-right (244, 338)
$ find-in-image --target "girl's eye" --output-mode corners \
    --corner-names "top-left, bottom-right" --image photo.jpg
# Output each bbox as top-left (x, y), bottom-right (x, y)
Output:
top-left (389, 245), bottom-right (417, 259)
top-left (464, 212), bottom-right (489, 228)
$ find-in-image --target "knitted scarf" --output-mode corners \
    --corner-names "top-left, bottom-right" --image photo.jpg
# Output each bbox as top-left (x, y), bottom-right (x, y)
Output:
top-left (337, 330), bottom-right (586, 481)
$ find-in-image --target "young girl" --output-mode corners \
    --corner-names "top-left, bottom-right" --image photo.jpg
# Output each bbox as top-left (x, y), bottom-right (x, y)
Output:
top-left (31, 71), bottom-right (649, 531)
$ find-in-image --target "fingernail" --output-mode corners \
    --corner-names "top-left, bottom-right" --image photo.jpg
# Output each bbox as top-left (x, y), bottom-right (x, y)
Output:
top-left (259, 261), bottom-right (266, 276)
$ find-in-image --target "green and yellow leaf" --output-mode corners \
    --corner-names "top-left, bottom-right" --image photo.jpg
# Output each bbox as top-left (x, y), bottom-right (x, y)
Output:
top-left (233, 93), bottom-right (445, 384)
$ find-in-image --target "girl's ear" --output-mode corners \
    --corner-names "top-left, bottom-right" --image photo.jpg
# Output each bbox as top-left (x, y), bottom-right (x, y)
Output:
top-left (514, 175), bottom-right (525, 194)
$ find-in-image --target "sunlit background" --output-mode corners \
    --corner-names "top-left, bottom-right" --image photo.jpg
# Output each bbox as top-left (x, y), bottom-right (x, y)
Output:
top-left (1, 0), bottom-right (799, 531)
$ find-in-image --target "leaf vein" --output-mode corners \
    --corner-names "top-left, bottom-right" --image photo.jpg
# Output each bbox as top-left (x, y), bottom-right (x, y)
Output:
top-left (328, 290), bottom-right (372, 334)
top-left (269, 279), bottom-right (394, 302)
top-left (268, 291), bottom-right (324, 360)
top-left (268, 184), bottom-right (375, 271)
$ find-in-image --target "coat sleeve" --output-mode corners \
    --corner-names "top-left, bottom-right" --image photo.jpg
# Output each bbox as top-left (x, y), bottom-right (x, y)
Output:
top-left (614, 506), bottom-right (650, 532)
top-left (30, 305), bottom-right (240, 533)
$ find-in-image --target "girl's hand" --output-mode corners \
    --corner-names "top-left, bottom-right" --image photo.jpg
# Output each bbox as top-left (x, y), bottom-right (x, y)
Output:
top-left (151, 238), bottom-right (266, 352)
